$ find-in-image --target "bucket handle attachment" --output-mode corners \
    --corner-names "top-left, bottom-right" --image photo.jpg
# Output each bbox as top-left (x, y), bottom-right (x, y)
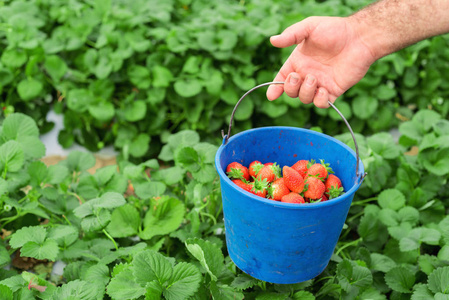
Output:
top-left (221, 81), bottom-right (366, 179)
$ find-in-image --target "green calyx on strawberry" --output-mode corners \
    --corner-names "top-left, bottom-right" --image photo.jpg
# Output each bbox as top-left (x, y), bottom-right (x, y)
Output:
top-left (249, 161), bottom-right (264, 178)
top-left (325, 174), bottom-right (343, 199)
top-left (249, 178), bottom-right (268, 198)
top-left (226, 162), bottom-right (250, 181)
top-left (256, 163), bottom-right (281, 183)
top-left (306, 159), bottom-right (333, 181)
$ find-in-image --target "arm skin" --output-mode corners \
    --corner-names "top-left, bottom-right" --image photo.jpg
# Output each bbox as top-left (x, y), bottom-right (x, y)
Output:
top-left (266, 0), bottom-right (449, 108)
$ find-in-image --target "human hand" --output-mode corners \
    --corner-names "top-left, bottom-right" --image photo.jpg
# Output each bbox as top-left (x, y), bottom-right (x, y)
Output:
top-left (267, 16), bottom-right (377, 108)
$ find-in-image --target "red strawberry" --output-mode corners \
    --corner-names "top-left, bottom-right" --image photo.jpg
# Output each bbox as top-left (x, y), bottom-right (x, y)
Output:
top-left (283, 166), bottom-right (305, 193)
top-left (281, 192), bottom-right (305, 204)
top-left (226, 162), bottom-right (250, 181)
top-left (256, 163), bottom-right (281, 183)
top-left (268, 178), bottom-right (290, 201)
top-left (325, 174), bottom-right (344, 199)
top-left (291, 159), bottom-right (313, 178)
top-left (232, 179), bottom-right (252, 193)
top-left (264, 162), bottom-right (274, 166)
top-left (249, 161), bottom-right (264, 179)
top-left (306, 160), bottom-right (333, 181)
top-left (249, 178), bottom-right (268, 198)
top-left (304, 176), bottom-right (326, 200)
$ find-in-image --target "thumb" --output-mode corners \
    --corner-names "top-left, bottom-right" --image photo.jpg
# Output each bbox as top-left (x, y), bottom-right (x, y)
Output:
top-left (270, 18), bottom-right (315, 48)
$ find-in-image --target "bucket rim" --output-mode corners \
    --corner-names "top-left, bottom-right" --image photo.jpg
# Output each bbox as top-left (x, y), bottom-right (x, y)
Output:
top-left (215, 126), bottom-right (365, 209)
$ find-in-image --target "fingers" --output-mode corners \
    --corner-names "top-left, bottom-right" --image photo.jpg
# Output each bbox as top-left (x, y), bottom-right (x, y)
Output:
top-left (270, 18), bottom-right (315, 48)
top-left (298, 75), bottom-right (317, 105)
top-left (284, 73), bottom-right (302, 98)
top-left (313, 87), bottom-right (331, 108)
top-left (266, 72), bottom-right (286, 101)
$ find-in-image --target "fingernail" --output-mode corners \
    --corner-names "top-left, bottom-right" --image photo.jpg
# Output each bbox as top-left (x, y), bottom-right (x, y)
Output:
top-left (271, 35), bottom-right (281, 39)
top-left (318, 88), bottom-right (325, 95)
top-left (290, 74), bottom-right (299, 85)
top-left (306, 75), bottom-right (315, 86)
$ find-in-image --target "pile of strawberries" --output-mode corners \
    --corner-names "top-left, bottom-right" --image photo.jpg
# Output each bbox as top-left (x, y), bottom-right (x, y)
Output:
top-left (226, 159), bottom-right (344, 204)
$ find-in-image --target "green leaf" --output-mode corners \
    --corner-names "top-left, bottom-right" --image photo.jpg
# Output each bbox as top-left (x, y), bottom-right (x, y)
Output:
top-left (134, 181), bottom-right (166, 199)
top-left (83, 264), bottom-right (110, 287)
top-left (217, 30), bottom-right (238, 51)
top-left (46, 164), bottom-right (69, 184)
top-left (399, 237), bottom-right (420, 252)
top-left (0, 284), bottom-right (13, 300)
top-left (67, 89), bottom-right (95, 113)
top-left (385, 266), bottom-right (415, 293)
top-left (0, 245), bottom-right (11, 268)
top-left (107, 269), bottom-right (145, 300)
top-left (175, 147), bottom-right (200, 172)
top-left (336, 260), bottom-right (373, 292)
top-left (9, 226), bottom-right (46, 249)
top-left (428, 266), bottom-right (449, 294)
top-left (17, 78), bottom-right (43, 101)
top-left (64, 151), bottom-right (96, 172)
top-left (163, 262), bottom-right (202, 300)
top-left (139, 196), bottom-right (185, 240)
top-left (231, 274), bottom-right (258, 291)
top-left (21, 239), bottom-right (59, 261)
top-left (129, 134), bottom-right (150, 158)
top-left (379, 208), bottom-right (400, 227)
top-left (210, 282), bottom-right (244, 300)
top-left (107, 204), bottom-right (140, 238)
top-left (185, 238), bottom-right (225, 281)
top-left (81, 209), bottom-right (111, 232)
top-left (370, 253), bottom-right (396, 273)
top-left (128, 65), bottom-right (151, 89)
top-left (411, 284), bottom-right (434, 300)
top-left (367, 133), bottom-right (401, 159)
top-left (27, 161), bottom-right (48, 187)
top-left (174, 79), bottom-right (203, 97)
top-left (2, 113), bottom-right (39, 140)
top-left (152, 66), bottom-right (173, 88)
top-left (293, 291), bottom-right (315, 300)
top-left (378, 189), bottom-right (406, 211)
top-left (124, 100), bottom-right (147, 122)
top-left (88, 102), bottom-right (115, 121)
top-left (44, 55), bottom-right (68, 82)
top-left (132, 250), bottom-right (172, 285)
top-left (17, 136), bottom-right (46, 159)
top-left (419, 147), bottom-right (449, 176)
top-left (47, 225), bottom-right (79, 247)
top-left (51, 280), bottom-right (98, 300)
top-left (1, 49), bottom-right (27, 68)
top-left (0, 140), bottom-right (23, 173)
top-left (352, 95), bottom-right (378, 119)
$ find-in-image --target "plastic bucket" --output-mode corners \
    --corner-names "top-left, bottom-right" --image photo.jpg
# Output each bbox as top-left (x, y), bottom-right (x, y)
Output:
top-left (214, 82), bottom-right (366, 284)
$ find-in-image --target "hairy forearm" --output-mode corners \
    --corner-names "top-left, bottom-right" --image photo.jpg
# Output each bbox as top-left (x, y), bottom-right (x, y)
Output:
top-left (349, 0), bottom-right (449, 60)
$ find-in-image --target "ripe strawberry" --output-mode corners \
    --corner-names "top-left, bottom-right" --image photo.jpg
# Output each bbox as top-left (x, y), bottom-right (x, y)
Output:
top-left (249, 161), bottom-right (264, 179)
top-left (249, 178), bottom-right (268, 198)
top-left (232, 179), bottom-right (252, 193)
top-left (291, 159), bottom-right (314, 178)
top-left (283, 166), bottom-right (305, 193)
top-left (264, 162), bottom-right (274, 166)
top-left (256, 163), bottom-right (281, 183)
top-left (325, 174), bottom-right (344, 199)
top-left (281, 192), bottom-right (305, 204)
top-left (306, 160), bottom-right (333, 181)
top-left (226, 162), bottom-right (250, 181)
top-left (304, 176), bottom-right (326, 200)
top-left (268, 178), bottom-right (290, 201)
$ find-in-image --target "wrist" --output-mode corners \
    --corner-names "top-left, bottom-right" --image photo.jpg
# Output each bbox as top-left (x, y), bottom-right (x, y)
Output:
top-left (346, 12), bottom-right (392, 61)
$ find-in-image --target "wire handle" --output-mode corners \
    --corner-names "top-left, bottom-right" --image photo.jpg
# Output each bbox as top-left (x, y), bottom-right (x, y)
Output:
top-left (221, 81), bottom-right (365, 179)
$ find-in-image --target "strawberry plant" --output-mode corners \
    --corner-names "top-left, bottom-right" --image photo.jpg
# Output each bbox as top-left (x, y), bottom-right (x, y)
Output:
top-left (1, 0), bottom-right (449, 159)
top-left (0, 110), bottom-right (448, 299)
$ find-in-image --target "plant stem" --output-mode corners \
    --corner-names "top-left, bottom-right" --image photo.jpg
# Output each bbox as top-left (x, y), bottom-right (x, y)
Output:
top-left (102, 229), bottom-right (118, 251)
top-left (351, 197), bottom-right (377, 206)
top-left (335, 237), bottom-right (363, 257)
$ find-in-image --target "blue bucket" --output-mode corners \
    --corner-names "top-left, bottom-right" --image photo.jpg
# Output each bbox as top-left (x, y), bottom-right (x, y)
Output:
top-left (215, 82), bottom-right (366, 284)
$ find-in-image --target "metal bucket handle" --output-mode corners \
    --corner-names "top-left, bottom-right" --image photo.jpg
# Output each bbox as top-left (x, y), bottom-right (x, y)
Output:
top-left (221, 81), bottom-right (366, 179)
